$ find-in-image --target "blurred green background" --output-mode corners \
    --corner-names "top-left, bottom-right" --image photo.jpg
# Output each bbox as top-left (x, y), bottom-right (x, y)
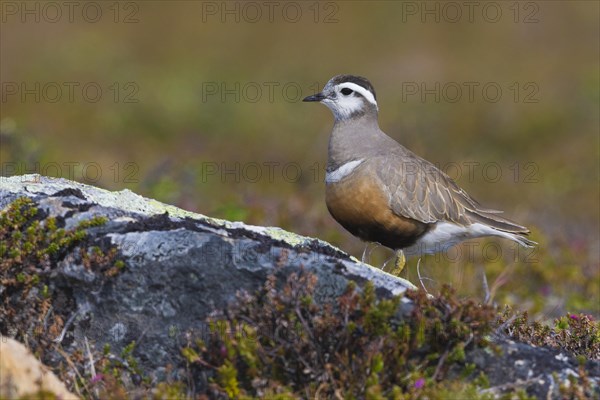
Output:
top-left (1, 1), bottom-right (598, 319)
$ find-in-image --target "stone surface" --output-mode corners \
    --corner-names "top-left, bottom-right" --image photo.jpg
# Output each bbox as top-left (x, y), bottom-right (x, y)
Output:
top-left (459, 335), bottom-right (600, 398)
top-left (0, 175), bottom-right (415, 382)
top-left (0, 174), bottom-right (597, 397)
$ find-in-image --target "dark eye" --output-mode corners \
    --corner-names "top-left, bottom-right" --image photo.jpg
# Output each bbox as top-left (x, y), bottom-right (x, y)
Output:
top-left (341, 88), bottom-right (353, 96)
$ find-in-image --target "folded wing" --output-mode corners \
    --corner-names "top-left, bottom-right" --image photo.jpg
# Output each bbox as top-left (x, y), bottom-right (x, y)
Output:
top-left (373, 153), bottom-right (531, 235)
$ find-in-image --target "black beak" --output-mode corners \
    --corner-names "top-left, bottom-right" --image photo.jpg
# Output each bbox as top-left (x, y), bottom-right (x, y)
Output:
top-left (303, 92), bottom-right (325, 102)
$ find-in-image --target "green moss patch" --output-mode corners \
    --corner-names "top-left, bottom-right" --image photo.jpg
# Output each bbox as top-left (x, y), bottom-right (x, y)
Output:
top-left (182, 273), bottom-right (497, 399)
top-left (0, 197), bottom-right (125, 366)
top-left (499, 309), bottom-right (600, 360)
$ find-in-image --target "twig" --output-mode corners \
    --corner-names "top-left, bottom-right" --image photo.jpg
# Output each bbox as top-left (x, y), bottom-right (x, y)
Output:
top-left (494, 314), bottom-right (518, 338)
top-left (84, 336), bottom-right (99, 398)
top-left (84, 336), bottom-right (96, 378)
top-left (432, 347), bottom-right (450, 381)
top-left (417, 258), bottom-right (430, 294)
top-left (488, 263), bottom-right (515, 303)
top-left (479, 264), bottom-right (490, 304)
top-left (361, 244), bottom-right (369, 263)
top-left (295, 307), bottom-right (315, 342)
top-left (53, 303), bottom-right (90, 343)
top-left (42, 305), bottom-right (53, 330)
top-left (54, 345), bottom-right (89, 397)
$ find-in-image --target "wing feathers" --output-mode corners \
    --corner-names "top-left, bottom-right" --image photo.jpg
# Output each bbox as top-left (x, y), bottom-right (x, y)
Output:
top-left (374, 152), bottom-right (531, 234)
top-left (466, 209), bottom-right (530, 234)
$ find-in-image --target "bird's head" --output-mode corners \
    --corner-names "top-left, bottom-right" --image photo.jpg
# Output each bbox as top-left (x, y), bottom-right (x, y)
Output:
top-left (303, 75), bottom-right (378, 122)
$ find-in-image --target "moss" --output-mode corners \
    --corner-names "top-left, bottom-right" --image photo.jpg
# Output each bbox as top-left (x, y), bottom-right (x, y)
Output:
top-left (77, 215), bottom-right (109, 228)
top-left (173, 272), bottom-right (597, 398)
top-left (557, 356), bottom-right (594, 400)
top-left (495, 309), bottom-right (599, 399)
top-left (0, 197), bottom-right (129, 398)
top-left (178, 271), bottom-right (507, 398)
top-left (216, 360), bottom-right (240, 398)
top-left (499, 309), bottom-right (600, 359)
top-left (152, 381), bottom-right (187, 399)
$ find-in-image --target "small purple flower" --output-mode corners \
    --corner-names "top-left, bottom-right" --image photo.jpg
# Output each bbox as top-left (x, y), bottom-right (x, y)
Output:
top-left (90, 373), bottom-right (104, 384)
top-left (414, 378), bottom-right (425, 389)
top-left (540, 285), bottom-right (551, 297)
top-left (569, 314), bottom-right (579, 320)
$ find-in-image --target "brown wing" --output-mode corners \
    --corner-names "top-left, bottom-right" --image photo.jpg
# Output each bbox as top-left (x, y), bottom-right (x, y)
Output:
top-left (372, 152), bottom-right (530, 233)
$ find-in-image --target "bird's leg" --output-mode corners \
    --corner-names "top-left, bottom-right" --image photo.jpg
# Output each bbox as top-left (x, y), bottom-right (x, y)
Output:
top-left (361, 242), bottom-right (379, 264)
top-left (386, 249), bottom-right (406, 276)
top-left (362, 242), bottom-right (383, 264)
top-left (381, 254), bottom-right (394, 270)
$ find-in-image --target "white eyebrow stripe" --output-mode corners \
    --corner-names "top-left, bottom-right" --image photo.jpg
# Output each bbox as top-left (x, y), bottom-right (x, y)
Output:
top-left (337, 82), bottom-right (378, 107)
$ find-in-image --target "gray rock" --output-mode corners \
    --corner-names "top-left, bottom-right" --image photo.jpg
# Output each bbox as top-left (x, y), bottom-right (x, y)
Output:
top-left (0, 175), bottom-right (414, 375)
top-left (1, 174), bottom-right (597, 398)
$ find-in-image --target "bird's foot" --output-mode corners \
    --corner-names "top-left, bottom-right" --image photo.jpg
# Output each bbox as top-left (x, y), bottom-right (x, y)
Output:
top-left (383, 250), bottom-right (406, 276)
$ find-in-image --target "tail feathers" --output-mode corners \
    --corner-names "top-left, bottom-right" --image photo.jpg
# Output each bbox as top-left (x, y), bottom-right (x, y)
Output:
top-left (508, 233), bottom-right (537, 248)
top-left (467, 209), bottom-right (529, 234)
top-left (467, 209), bottom-right (537, 248)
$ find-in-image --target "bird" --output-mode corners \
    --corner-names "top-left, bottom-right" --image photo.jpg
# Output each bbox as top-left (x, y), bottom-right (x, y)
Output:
top-left (303, 74), bottom-right (535, 274)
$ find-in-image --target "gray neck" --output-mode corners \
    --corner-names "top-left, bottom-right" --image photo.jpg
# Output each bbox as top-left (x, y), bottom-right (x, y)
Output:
top-left (327, 112), bottom-right (394, 171)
